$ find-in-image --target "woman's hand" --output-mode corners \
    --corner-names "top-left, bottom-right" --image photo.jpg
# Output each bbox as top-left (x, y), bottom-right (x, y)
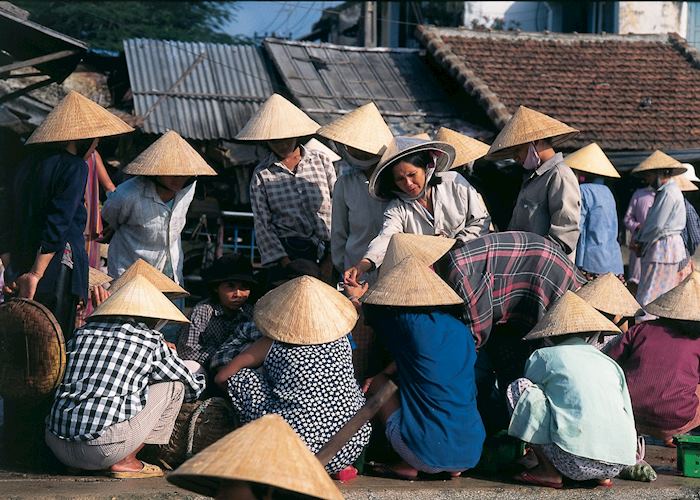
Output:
top-left (345, 282), bottom-right (369, 303)
top-left (361, 376), bottom-right (375, 394)
top-left (214, 369), bottom-right (232, 390)
top-left (344, 259), bottom-right (372, 287)
top-left (16, 272), bottom-right (41, 300)
top-left (90, 285), bottom-right (111, 308)
top-left (96, 226), bottom-right (115, 244)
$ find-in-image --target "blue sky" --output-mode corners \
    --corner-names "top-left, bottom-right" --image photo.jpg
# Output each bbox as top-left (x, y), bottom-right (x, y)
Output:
top-left (225, 1), bottom-right (343, 39)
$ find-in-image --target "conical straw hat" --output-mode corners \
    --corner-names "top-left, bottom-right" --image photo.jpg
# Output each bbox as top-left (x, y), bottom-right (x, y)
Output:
top-left (486, 106), bottom-right (579, 160)
top-left (564, 143), bottom-right (620, 178)
top-left (168, 414), bottom-right (343, 499)
top-left (235, 93), bottom-right (319, 141)
top-left (305, 138), bottom-right (341, 162)
top-left (631, 150), bottom-right (687, 177)
top-left (369, 137), bottom-right (455, 200)
top-left (682, 163), bottom-right (700, 182)
top-left (674, 174), bottom-right (699, 192)
top-left (362, 255), bottom-right (463, 307)
top-left (435, 127), bottom-right (490, 168)
top-left (90, 274), bottom-right (189, 323)
top-left (88, 267), bottom-right (112, 290)
top-left (381, 233), bottom-right (456, 275)
top-left (316, 102), bottom-right (393, 155)
top-left (645, 271), bottom-right (700, 321)
top-left (26, 91), bottom-right (134, 144)
top-left (108, 259), bottom-right (189, 298)
top-left (122, 130), bottom-right (217, 176)
top-left (523, 291), bottom-right (619, 340)
top-left (409, 132), bottom-right (431, 140)
top-left (575, 273), bottom-right (641, 317)
top-left (254, 275), bottom-right (357, 345)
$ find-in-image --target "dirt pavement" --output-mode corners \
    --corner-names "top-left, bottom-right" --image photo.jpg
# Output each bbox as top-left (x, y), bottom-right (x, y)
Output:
top-left (1, 445), bottom-right (699, 499)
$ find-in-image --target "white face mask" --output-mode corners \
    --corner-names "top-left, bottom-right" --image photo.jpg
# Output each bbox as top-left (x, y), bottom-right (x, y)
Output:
top-left (338, 144), bottom-right (377, 170)
top-left (523, 143), bottom-right (541, 171)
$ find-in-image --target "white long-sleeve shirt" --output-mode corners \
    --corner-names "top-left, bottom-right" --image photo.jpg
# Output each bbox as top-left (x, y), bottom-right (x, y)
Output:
top-left (364, 171), bottom-right (491, 267)
top-left (102, 176), bottom-right (195, 284)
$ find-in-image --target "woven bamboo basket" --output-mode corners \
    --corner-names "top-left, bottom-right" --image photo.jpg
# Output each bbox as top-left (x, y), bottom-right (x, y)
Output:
top-left (145, 397), bottom-right (239, 470)
top-left (0, 298), bottom-right (65, 399)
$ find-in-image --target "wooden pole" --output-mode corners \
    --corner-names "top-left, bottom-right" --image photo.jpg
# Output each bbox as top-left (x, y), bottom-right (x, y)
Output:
top-left (315, 379), bottom-right (397, 466)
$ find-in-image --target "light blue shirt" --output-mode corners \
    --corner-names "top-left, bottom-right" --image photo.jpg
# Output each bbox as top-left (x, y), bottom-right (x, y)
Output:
top-left (508, 337), bottom-right (637, 466)
top-left (575, 182), bottom-right (624, 275)
top-left (102, 176), bottom-right (196, 284)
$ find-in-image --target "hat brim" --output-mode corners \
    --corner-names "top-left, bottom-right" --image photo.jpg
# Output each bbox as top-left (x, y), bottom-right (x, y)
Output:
top-left (631, 167), bottom-right (688, 177)
top-left (369, 142), bottom-right (455, 201)
top-left (206, 273), bottom-right (258, 286)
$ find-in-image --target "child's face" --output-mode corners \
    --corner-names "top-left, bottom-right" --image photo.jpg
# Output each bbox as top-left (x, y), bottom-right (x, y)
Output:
top-left (217, 281), bottom-right (251, 311)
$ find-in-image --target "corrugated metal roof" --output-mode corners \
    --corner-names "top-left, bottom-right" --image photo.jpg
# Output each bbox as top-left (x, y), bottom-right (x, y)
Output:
top-left (263, 38), bottom-right (481, 136)
top-left (123, 38), bottom-right (278, 141)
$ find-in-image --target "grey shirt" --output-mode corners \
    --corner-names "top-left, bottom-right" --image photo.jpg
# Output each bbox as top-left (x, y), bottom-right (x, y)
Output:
top-left (331, 169), bottom-right (387, 273)
top-left (364, 171), bottom-right (491, 268)
top-left (508, 153), bottom-right (581, 257)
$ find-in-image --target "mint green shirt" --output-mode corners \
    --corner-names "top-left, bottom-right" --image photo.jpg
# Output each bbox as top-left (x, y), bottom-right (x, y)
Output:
top-left (508, 337), bottom-right (637, 465)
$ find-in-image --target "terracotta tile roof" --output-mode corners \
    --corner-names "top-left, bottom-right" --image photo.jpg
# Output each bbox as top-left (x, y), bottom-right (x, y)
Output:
top-left (417, 27), bottom-right (700, 152)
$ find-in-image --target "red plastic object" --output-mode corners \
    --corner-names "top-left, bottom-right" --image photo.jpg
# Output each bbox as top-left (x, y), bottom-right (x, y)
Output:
top-left (333, 466), bottom-right (358, 481)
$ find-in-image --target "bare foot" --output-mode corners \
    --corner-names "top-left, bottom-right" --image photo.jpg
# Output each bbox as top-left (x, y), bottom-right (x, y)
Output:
top-left (664, 437), bottom-right (677, 448)
top-left (516, 448), bottom-right (539, 469)
top-left (524, 465), bottom-right (563, 485)
top-left (450, 471), bottom-right (463, 478)
top-left (109, 456), bottom-right (144, 473)
top-left (389, 461), bottom-right (419, 480)
top-left (598, 478), bottom-right (613, 487)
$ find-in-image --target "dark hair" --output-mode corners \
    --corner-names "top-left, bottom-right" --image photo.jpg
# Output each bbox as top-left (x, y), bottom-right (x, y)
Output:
top-left (376, 151), bottom-right (433, 199)
top-left (660, 318), bottom-right (700, 339)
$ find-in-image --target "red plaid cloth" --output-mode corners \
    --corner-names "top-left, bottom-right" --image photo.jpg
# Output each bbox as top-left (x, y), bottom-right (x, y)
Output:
top-left (442, 231), bottom-right (585, 347)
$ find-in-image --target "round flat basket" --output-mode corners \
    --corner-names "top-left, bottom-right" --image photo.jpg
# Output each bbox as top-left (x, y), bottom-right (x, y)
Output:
top-left (149, 397), bottom-right (239, 470)
top-left (0, 298), bottom-right (65, 399)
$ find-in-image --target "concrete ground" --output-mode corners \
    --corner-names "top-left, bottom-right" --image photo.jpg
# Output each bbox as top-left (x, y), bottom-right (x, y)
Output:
top-left (1, 445), bottom-right (698, 499)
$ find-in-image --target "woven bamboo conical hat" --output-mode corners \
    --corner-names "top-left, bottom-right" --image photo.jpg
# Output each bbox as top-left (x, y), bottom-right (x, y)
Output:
top-left (26, 91), bottom-right (134, 144)
top-left (88, 267), bottom-right (112, 290)
top-left (254, 276), bottom-right (357, 345)
top-left (304, 138), bottom-right (341, 162)
top-left (362, 255), bottom-right (462, 307)
top-left (631, 150), bottom-right (687, 177)
top-left (381, 233), bottom-right (456, 275)
top-left (90, 274), bottom-right (189, 323)
top-left (645, 271), bottom-right (700, 321)
top-left (316, 102), bottom-right (393, 155)
top-left (168, 414), bottom-right (343, 499)
top-left (575, 273), bottom-right (641, 317)
top-left (235, 93), bottom-right (319, 141)
top-left (682, 163), bottom-right (700, 182)
top-left (523, 291), bottom-right (619, 340)
top-left (674, 174), bottom-right (699, 192)
top-left (486, 106), bottom-right (579, 160)
top-left (369, 136), bottom-right (455, 200)
top-left (122, 130), bottom-right (217, 176)
top-left (108, 259), bottom-right (188, 298)
top-left (564, 143), bottom-right (620, 178)
top-left (435, 127), bottom-right (490, 168)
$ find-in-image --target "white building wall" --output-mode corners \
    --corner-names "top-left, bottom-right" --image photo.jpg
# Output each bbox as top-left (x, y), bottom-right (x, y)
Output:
top-left (463, 1), bottom-right (553, 31)
top-left (617, 1), bottom-right (687, 37)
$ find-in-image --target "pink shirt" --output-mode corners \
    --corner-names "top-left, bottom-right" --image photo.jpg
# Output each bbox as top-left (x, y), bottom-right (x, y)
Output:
top-left (624, 187), bottom-right (656, 235)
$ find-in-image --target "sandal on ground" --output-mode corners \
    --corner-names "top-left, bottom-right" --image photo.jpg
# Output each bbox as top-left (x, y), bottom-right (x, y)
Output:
top-left (367, 462), bottom-right (418, 481)
top-left (513, 471), bottom-right (563, 489)
top-left (106, 461), bottom-right (164, 479)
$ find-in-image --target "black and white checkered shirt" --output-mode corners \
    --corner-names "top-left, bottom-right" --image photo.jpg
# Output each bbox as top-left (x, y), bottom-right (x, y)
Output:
top-left (250, 147), bottom-right (336, 265)
top-left (47, 318), bottom-right (206, 441)
top-left (177, 300), bottom-right (261, 367)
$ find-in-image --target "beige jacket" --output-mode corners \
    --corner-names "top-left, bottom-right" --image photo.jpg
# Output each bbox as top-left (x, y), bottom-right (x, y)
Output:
top-left (508, 153), bottom-right (581, 258)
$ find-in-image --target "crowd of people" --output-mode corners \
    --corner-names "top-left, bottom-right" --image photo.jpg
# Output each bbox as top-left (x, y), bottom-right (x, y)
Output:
top-left (1, 88), bottom-right (699, 494)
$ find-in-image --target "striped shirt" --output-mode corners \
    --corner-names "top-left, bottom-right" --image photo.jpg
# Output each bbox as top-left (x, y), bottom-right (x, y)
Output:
top-left (441, 231), bottom-right (585, 347)
top-left (47, 318), bottom-right (205, 441)
top-left (102, 176), bottom-right (195, 284)
top-left (250, 147), bottom-right (336, 265)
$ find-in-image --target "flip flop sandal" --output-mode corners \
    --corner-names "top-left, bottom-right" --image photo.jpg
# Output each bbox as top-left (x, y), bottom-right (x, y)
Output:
top-left (513, 471), bottom-right (563, 489)
top-left (107, 462), bottom-right (164, 479)
top-left (367, 462), bottom-right (418, 481)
